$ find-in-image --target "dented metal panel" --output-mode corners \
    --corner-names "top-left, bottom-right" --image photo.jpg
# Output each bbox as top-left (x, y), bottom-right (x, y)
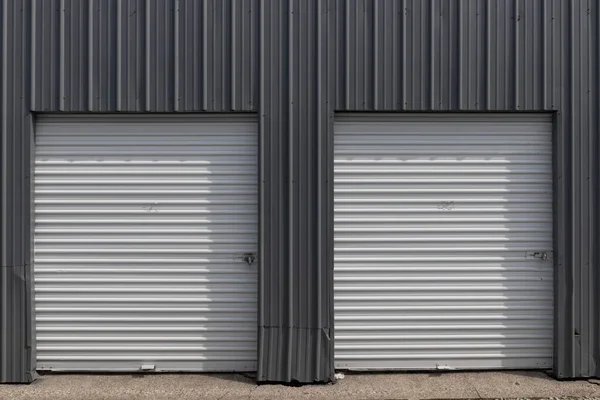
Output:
top-left (334, 113), bottom-right (554, 370)
top-left (33, 114), bottom-right (258, 371)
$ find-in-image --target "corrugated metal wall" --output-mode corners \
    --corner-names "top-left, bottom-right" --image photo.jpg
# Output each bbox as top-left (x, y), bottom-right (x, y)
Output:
top-left (1, 0), bottom-right (35, 384)
top-left (1, 0), bottom-right (599, 383)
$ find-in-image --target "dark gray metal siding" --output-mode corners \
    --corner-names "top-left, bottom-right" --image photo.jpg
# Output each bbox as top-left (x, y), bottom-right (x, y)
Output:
top-left (0, 0), bottom-right (598, 383)
top-left (1, 0), bottom-right (35, 384)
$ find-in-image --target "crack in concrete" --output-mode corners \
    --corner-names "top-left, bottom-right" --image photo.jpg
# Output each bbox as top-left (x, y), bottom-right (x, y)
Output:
top-left (216, 389), bottom-right (231, 400)
top-left (469, 379), bottom-right (483, 399)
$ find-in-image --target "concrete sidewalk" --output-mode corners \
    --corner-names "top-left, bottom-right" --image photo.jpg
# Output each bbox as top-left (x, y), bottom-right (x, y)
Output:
top-left (1, 371), bottom-right (600, 400)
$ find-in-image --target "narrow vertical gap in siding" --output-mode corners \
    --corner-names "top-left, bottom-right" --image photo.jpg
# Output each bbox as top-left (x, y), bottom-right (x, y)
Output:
top-left (475, 0), bottom-right (480, 109)
top-left (383, 0), bottom-right (391, 108)
top-left (31, 0), bottom-right (43, 111)
top-left (568, 0), bottom-right (579, 374)
top-left (219, 0), bottom-right (226, 110)
top-left (174, 0), bottom-right (180, 111)
top-left (466, 0), bottom-right (471, 108)
top-left (532, 0), bottom-right (538, 108)
top-left (304, 0), bottom-right (312, 375)
top-left (87, 0), bottom-right (94, 110)
top-left (473, 0), bottom-right (477, 109)
top-left (212, 0), bottom-right (218, 111)
top-left (143, 0), bottom-right (150, 110)
top-left (280, 0), bottom-right (295, 380)
top-left (257, 0), bottom-right (265, 376)
top-left (504, 0), bottom-right (510, 109)
top-left (238, 0), bottom-right (245, 109)
top-left (1, 0), bottom-right (12, 346)
top-left (334, 0), bottom-right (340, 107)
top-left (443, 0), bottom-right (450, 109)
top-left (476, 0), bottom-right (482, 109)
top-left (306, 0), bottom-right (313, 353)
top-left (315, 0), bottom-right (323, 379)
top-left (514, 0), bottom-right (519, 109)
top-left (583, 0), bottom-right (591, 375)
top-left (109, 0), bottom-right (117, 111)
top-left (136, 0), bottom-right (142, 110)
top-left (156, 0), bottom-right (163, 109)
top-left (245, 0), bottom-right (251, 109)
top-left (230, 0), bottom-right (236, 109)
top-left (595, 0), bottom-right (600, 376)
top-left (554, 0), bottom-right (568, 377)
top-left (576, 1), bottom-right (586, 371)
top-left (586, 0), bottom-right (596, 375)
top-left (102, 0), bottom-right (108, 110)
top-left (429, 0), bottom-right (434, 109)
top-left (524, 0), bottom-right (529, 108)
top-left (101, 0), bottom-right (107, 110)
top-left (0, 0), bottom-right (5, 357)
top-left (268, 0), bottom-right (277, 377)
top-left (359, 0), bottom-right (365, 109)
top-left (344, 0), bottom-right (349, 109)
top-left (41, 0), bottom-right (46, 108)
top-left (59, 0), bottom-right (66, 110)
top-left (51, 0), bottom-right (58, 110)
top-left (1, 0), bottom-right (7, 268)
top-left (137, 0), bottom-right (145, 111)
top-left (168, 0), bottom-right (175, 111)
top-left (117, 0), bottom-right (125, 110)
top-left (485, 0), bottom-right (490, 109)
top-left (83, 3), bottom-right (93, 110)
top-left (188, 0), bottom-right (195, 110)
top-left (576, 0), bottom-right (586, 371)
top-left (401, 0), bottom-right (406, 109)
top-left (372, 0), bottom-right (377, 109)
top-left (279, 0), bottom-right (287, 377)
top-left (551, 0), bottom-right (557, 110)
top-left (580, 0), bottom-right (591, 375)
top-left (542, 0), bottom-right (547, 109)
top-left (327, 0), bottom-right (336, 377)
top-left (66, 0), bottom-right (73, 108)
top-left (440, 0), bottom-right (446, 109)
top-left (457, 0), bottom-right (462, 109)
top-left (202, 0), bottom-right (208, 110)
top-left (24, 0), bottom-right (34, 378)
top-left (420, 0), bottom-right (426, 109)
top-left (248, 0), bottom-right (254, 109)
top-left (392, 0), bottom-right (398, 108)
top-left (493, 0), bottom-right (500, 108)
top-left (286, 0), bottom-right (293, 382)
top-left (30, 0), bottom-right (36, 110)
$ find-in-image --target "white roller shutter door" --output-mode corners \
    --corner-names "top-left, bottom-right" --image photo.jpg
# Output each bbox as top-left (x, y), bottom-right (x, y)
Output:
top-left (334, 114), bottom-right (554, 370)
top-left (34, 115), bottom-right (258, 372)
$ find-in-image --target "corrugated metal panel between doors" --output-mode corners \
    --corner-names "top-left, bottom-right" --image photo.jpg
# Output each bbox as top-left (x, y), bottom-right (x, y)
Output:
top-left (334, 113), bottom-right (554, 370)
top-left (33, 114), bottom-right (258, 371)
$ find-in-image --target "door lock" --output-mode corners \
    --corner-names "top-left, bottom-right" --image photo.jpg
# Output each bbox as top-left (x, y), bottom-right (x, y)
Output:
top-left (237, 253), bottom-right (257, 266)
